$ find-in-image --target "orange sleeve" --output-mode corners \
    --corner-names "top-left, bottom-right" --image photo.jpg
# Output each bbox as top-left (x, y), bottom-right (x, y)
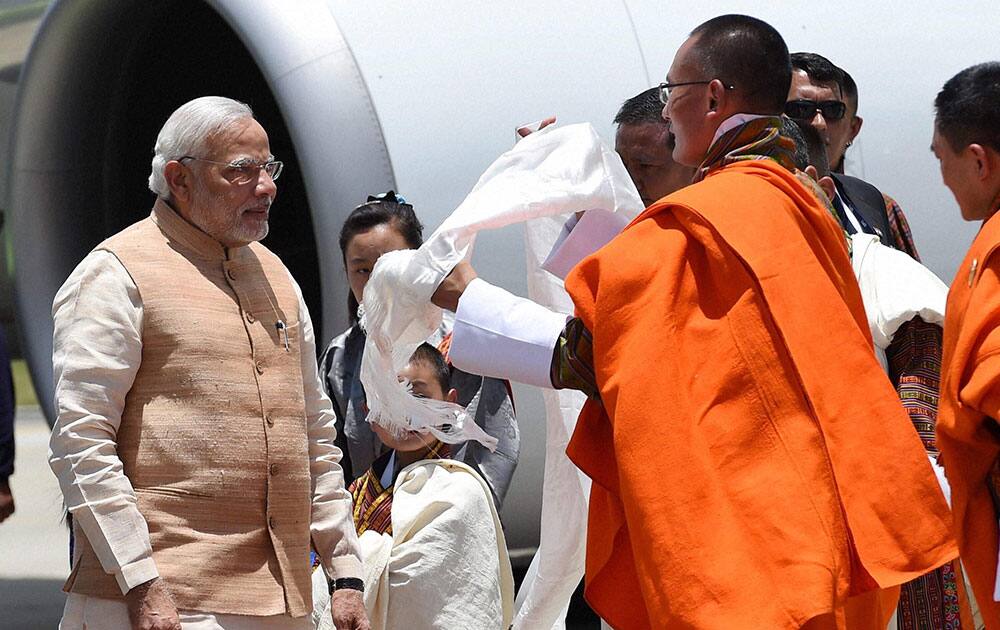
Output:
top-left (960, 258), bottom-right (1000, 422)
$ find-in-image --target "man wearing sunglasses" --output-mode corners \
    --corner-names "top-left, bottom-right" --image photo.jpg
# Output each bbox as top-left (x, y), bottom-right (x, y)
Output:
top-left (49, 96), bottom-right (368, 630)
top-left (786, 52), bottom-right (901, 252)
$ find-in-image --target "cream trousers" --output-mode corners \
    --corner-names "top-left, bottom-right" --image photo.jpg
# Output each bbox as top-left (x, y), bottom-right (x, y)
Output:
top-left (60, 594), bottom-right (313, 630)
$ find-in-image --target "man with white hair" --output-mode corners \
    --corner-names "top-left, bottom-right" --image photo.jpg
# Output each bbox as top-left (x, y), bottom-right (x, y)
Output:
top-left (49, 96), bottom-right (368, 629)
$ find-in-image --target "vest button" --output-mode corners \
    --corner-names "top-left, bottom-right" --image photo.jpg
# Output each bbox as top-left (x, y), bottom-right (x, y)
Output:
top-left (269, 463), bottom-right (279, 476)
top-left (227, 269), bottom-right (236, 281)
top-left (268, 516), bottom-right (277, 530)
top-left (246, 311), bottom-right (255, 323)
top-left (265, 414), bottom-right (274, 427)
top-left (255, 360), bottom-right (265, 374)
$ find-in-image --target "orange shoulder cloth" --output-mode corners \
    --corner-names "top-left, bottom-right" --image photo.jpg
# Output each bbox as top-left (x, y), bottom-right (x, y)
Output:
top-left (938, 211), bottom-right (1000, 627)
top-left (564, 160), bottom-right (956, 629)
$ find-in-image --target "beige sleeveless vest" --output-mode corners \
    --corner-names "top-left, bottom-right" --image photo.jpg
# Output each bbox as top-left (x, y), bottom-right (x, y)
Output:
top-left (64, 200), bottom-right (314, 616)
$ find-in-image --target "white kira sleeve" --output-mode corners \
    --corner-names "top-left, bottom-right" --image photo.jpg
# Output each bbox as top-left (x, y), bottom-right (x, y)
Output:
top-left (48, 250), bottom-right (156, 594)
top-left (289, 274), bottom-right (362, 580)
top-left (450, 278), bottom-right (569, 389)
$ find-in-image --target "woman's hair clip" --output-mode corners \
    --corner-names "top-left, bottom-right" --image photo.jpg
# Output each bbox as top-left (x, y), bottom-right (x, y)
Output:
top-left (366, 190), bottom-right (408, 205)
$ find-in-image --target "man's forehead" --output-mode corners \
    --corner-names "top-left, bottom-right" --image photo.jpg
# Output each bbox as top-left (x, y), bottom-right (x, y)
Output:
top-left (790, 71), bottom-right (842, 100)
top-left (666, 34), bottom-right (701, 80)
top-left (208, 118), bottom-right (271, 158)
top-left (617, 122), bottom-right (670, 148)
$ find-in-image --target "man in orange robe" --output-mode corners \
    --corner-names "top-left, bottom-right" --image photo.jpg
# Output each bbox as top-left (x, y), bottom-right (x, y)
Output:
top-left (933, 61), bottom-right (1000, 629)
top-left (434, 15), bottom-right (957, 628)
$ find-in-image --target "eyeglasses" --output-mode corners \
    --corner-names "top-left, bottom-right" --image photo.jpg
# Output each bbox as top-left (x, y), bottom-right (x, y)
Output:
top-left (784, 99), bottom-right (847, 122)
top-left (658, 80), bottom-right (735, 104)
top-left (179, 156), bottom-right (284, 185)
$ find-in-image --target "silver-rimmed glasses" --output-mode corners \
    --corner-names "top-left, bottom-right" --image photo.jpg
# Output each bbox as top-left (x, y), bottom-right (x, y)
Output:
top-left (179, 155), bottom-right (284, 185)
top-left (658, 80), bottom-right (736, 104)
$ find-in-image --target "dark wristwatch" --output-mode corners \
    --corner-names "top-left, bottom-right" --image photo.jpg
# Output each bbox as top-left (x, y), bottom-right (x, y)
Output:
top-left (328, 576), bottom-right (365, 595)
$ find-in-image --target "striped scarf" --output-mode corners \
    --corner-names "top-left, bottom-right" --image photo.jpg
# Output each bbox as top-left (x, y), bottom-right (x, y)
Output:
top-left (349, 441), bottom-right (451, 537)
top-left (696, 115), bottom-right (849, 252)
top-left (694, 115), bottom-right (797, 182)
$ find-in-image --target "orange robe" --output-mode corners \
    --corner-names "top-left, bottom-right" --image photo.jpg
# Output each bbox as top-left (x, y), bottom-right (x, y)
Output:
top-left (937, 210), bottom-right (1000, 628)
top-left (564, 159), bottom-right (957, 629)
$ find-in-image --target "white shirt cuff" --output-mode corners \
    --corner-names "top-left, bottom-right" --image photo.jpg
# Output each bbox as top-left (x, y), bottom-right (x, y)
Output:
top-left (541, 210), bottom-right (630, 280)
top-left (451, 278), bottom-right (568, 388)
top-left (995, 527), bottom-right (1000, 601)
top-left (927, 453), bottom-right (950, 506)
top-left (115, 556), bottom-right (159, 594)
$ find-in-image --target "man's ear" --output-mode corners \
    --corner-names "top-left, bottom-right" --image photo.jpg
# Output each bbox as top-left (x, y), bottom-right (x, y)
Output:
top-left (970, 144), bottom-right (995, 181)
top-left (707, 79), bottom-right (728, 112)
top-left (849, 115), bottom-right (864, 143)
top-left (818, 176), bottom-right (836, 202)
top-left (163, 160), bottom-right (193, 206)
top-left (446, 388), bottom-right (458, 404)
top-left (804, 166), bottom-right (837, 203)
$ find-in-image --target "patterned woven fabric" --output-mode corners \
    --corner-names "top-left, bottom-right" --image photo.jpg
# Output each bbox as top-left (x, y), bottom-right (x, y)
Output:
top-left (888, 318), bottom-right (973, 629)
top-left (553, 317), bottom-right (600, 400)
top-left (884, 194), bottom-right (922, 262)
top-left (436, 332), bottom-right (453, 364)
top-left (694, 116), bottom-right (798, 181)
top-left (888, 318), bottom-right (943, 454)
top-left (349, 442), bottom-right (451, 537)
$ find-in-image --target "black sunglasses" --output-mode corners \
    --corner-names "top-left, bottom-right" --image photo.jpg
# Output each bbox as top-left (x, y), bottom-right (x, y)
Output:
top-left (784, 99), bottom-right (847, 121)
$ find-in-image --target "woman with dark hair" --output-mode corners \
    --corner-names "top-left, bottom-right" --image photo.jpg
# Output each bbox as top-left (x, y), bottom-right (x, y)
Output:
top-left (318, 192), bottom-right (519, 508)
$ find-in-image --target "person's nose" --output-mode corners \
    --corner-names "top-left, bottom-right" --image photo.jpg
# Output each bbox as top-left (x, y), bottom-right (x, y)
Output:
top-left (661, 103), bottom-right (670, 123)
top-left (255, 168), bottom-right (277, 198)
top-left (810, 111), bottom-right (828, 133)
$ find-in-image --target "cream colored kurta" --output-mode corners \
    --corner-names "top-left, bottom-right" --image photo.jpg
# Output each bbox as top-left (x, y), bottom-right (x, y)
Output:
top-left (312, 459), bottom-right (514, 630)
top-left (49, 201), bottom-right (361, 622)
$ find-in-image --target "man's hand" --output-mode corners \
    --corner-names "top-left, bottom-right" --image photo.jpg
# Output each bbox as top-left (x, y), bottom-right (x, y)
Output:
top-left (331, 588), bottom-right (369, 630)
top-left (0, 481), bottom-right (13, 522)
top-left (125, 578), bottom-right (181, 630)
top-left (516, 116), bottom-right (557, 138)
top-left (431, 260), bottom-right (478, 312)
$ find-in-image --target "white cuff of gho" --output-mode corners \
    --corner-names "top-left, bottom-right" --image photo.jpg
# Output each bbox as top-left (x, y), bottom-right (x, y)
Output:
top-left (451, 278), bottom-right (569, 389)
top-left (541, 209), bottom-right (630, 280)
top-left (995, 530), bottom-right (1000, 602)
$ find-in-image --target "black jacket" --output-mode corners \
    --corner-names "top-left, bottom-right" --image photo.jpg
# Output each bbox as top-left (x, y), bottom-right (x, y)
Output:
top-left (831, 173), bottom-right (894, 248)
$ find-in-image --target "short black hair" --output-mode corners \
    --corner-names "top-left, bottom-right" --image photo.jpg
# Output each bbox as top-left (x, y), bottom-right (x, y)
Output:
top-left (790, 52), bottom-right (845, 94)
top-left (781, 116), bottom-right (810, 172)
top-left (935, 62), bottom-right (1000, 154)
top-left (786, 118), bottom-right (831, 177)
top-left (340, 191), bottom-right (424, 322)
top-left (689, 15), bottom-right (791, 113)
top-left (408, 342), bottom-right (451, 396)
top-left (614, 87), bottom-right (666, 126)
top-left (840, 67), bottom-right (858, 110)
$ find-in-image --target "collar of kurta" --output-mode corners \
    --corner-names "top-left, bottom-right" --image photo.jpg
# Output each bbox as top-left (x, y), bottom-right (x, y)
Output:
top-left (151, 197), bottom-right (246, 261)
top-left (695, 114), bottom-right (797, 182)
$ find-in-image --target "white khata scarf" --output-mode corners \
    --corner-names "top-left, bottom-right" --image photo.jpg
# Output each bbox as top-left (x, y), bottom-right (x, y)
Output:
top-left (358, 123), bottom-right (640, 450)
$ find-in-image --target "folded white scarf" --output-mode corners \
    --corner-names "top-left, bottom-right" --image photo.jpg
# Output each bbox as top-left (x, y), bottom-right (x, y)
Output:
top-left (359, 122), bottom-right (640, 447)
